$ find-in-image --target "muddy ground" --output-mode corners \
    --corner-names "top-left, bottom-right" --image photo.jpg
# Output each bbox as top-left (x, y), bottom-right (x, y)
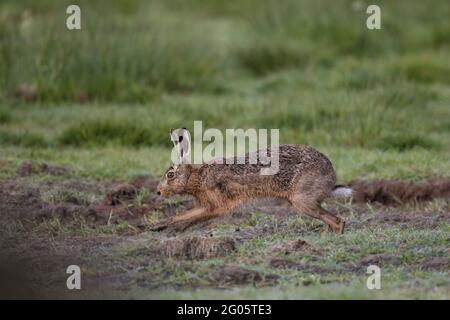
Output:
top-left (0, 161), bottom-right (449, 299)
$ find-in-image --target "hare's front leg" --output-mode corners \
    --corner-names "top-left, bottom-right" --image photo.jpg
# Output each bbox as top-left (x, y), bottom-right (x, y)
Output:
top-left (168, 207), bottom-right (210, 232)
top-left (150, 207), bottom-right (206, 232)
top-left (169, 206), bottom-right (236, 232)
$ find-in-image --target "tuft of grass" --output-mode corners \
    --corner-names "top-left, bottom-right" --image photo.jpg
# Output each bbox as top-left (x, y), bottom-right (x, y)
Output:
top-left (373, 134), bottom-right (440, 151)
top-left (0, 130), bottom-right (48, 147)
top-left (0, 108), bottom-right (12, 124)
top-left (58, 120), bottom-right (164, 147)
top-left (432, 23), bottom-right (450, 48)
top-left (237, 41), bottom-right (311, 76)
top-left (394, 55), bottom-right (450, 84)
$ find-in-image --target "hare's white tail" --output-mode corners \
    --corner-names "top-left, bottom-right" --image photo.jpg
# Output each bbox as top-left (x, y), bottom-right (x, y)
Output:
top-left (331, 185), bottom-right (353, 198)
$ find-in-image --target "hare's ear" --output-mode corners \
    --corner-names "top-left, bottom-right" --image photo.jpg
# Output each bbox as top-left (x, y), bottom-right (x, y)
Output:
top-left (169, 128), bottom-right (178, 148)
top-left (168, 128), bottom-right (190, 166)
top-left (178, 128), bottom-right (191, 164)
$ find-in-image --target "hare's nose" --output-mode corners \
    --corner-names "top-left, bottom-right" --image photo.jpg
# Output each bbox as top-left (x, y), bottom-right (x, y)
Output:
top-left (156, 191), bottom-right (161, 196)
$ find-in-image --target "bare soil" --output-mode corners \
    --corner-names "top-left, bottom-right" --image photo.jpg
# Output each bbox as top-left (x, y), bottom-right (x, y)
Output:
top-left (350, 178), bottom-right (450, 205)
top-left (162, 235), bottom-right (236, 259)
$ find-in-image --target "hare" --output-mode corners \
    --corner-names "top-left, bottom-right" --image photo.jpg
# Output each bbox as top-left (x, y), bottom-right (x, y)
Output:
top-left (152, 128), bottom-right (351, 234)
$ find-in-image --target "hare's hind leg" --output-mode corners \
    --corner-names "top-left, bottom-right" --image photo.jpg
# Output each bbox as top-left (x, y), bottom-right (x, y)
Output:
top-left (290, 195), bottom-right (345, 234)
top-left (316, 205), bottom-right (345, 234)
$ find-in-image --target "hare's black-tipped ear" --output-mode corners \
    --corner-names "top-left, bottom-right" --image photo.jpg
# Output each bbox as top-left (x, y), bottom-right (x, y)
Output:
top-left (169, 128), bottom-right (179, 148)
top-left (168, 128), bottom-right (190, 165)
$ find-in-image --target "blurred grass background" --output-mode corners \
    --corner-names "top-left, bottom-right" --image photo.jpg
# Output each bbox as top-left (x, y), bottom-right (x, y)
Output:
top-left (0, 0), bottom-right (449, 180)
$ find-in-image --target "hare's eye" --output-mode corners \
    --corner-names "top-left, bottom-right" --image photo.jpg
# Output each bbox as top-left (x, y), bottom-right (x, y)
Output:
top-left (167, 171), bottom-right (175, 179)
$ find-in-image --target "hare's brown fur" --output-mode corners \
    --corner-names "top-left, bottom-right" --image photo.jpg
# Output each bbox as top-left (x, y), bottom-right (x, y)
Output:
top-left (154, 144), bottom-right (346, 233)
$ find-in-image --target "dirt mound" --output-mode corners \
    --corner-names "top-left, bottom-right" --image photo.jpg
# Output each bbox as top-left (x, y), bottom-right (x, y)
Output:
top-left (92, 178), bottom-right (193, 227)
top-left (209, 265), bottom-right (262, 286)
top-left (350, 253), bottom-right (401, 272)
top-left (351, 178), bottom-right (450, 205)
top-left (17, 161), bottom-right (70, 176)
top-left (0, 182), bottom-right (45, 221)
top-left (33, 203), bottom-right (88, 222)
top-left (266, 241), bottom-right (330, 275)
top-left (93, 183), bottom-right (173, 227)
top-left (129, 175), bottom-right (159, 190)
top-left (0, 174), bottom-right (188, 229)
top-left (358, 253), bottom-right (401, 265)
top-left (268, 239), bottom-right (321, 255)
top-left (103, 184), bottom-right (139, 206)
top-left (0, 179), bottom-right (101, 225)
top-left (162, 235), bottom-right (236, 259)
top-left (372, 211), bottom-right (448, 229)
top-left (267, 257), bottom-right (334, 275)
top-left (268, 257), bottom-right (295, 269)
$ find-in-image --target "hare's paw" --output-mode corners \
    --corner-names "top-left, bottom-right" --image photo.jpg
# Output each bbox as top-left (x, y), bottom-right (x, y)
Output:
top-left (337, 219), bottom-right (346, 234)
top-left (326, 218), bottom-right (346, 234)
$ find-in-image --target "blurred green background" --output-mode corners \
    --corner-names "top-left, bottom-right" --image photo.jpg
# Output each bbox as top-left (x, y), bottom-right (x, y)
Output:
top-left (0, 0), bottom-right (449, 180)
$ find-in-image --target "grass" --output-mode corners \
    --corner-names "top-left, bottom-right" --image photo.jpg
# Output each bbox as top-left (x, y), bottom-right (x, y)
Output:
top-left (0, 0), bottom-right (449, 299)
top-left (1, 1), bottom-right (449, 167)
top-left (62, 214), bottom-right (449, 299)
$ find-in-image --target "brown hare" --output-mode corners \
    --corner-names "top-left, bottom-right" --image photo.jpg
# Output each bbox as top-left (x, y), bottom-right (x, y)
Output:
top-left (152, 129), bottom-right (351, 234)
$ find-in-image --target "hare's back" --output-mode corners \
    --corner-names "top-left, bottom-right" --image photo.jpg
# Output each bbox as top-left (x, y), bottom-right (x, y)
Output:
top-left (205, 144), bottom-right (334, 175)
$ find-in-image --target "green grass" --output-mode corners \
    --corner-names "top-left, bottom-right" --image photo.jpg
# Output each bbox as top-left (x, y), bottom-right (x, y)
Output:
top-left (1, 0), bottom-right (450, 102)
top-left (1, 1), bottom-right (449, 165)
top-left (70, 217), bottom-right (449, 299)
top-left (154, 286), bottom-right (448, 299)
top-left (1, 145), bottom-right (449, 182)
